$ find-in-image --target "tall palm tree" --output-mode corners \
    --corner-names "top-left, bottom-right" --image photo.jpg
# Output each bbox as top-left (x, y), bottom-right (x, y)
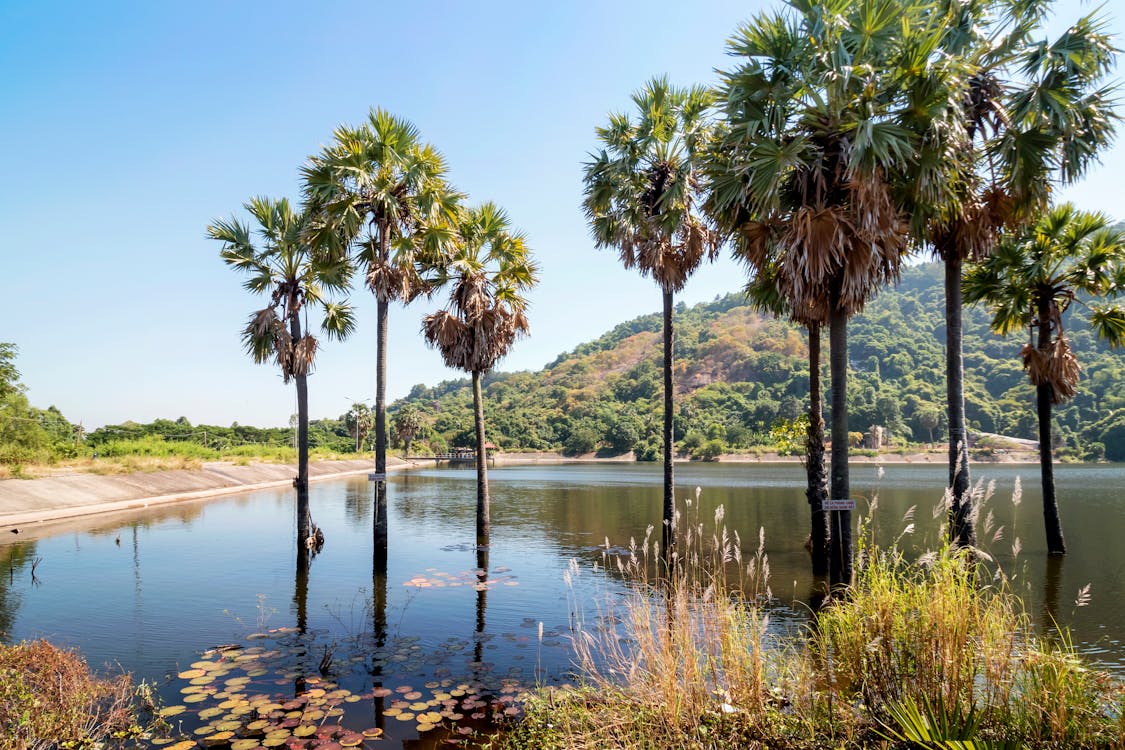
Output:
top-left (582, 77), bottom-right (721, 556)
top-left (302, 108), bottom-right (460, 552)
top-left (210, 197), bottom-right (355, 561)
top-left (743, 264), bottom-right (830, 577)
top-left (924, 0), bottom-right (1119, 547)
top-left (423, 203), bottom-right (538, 544)
top-left (965, 204), bottom-right (1125, 555)
top-left (709, 0), bottom-right (961, 587)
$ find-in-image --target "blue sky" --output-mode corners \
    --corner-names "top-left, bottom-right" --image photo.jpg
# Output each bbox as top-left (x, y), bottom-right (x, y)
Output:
top-left (1, 0), bottom-right (1121, 428)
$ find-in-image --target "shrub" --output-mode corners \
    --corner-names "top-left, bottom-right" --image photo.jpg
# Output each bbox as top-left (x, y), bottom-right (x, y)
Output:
top-left (0, 640), bottom-right (151, 749)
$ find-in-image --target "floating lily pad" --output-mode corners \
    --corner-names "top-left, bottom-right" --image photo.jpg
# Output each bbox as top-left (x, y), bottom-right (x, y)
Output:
top-left (202, 731), bottom-right (235, 747)
top-left (159, 705), bottom-right (187, 717)
top-left (178, 668), bottom-right (207, 679)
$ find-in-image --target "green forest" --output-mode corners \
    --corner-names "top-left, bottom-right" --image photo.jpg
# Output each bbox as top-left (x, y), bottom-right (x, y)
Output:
top-left (391, 262), bottom-right (1125, 461)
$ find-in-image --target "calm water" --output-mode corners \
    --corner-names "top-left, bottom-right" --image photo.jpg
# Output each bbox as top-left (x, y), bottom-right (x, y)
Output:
top-left (1, 462), bottom-right (1124, 746)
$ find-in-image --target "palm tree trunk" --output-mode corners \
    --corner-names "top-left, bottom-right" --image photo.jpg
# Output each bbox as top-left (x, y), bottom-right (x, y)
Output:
top-left (828, 298), bottom-right (852, 589)
top-left (1037, 296), bottom-right (1066, 555)
top-left (945, 252), bottom-right (975, 547)
top-left (372, 541), bottom-right (387, 732)
top-left (374, 220), bottom-right (390, 554)
top-left (294, 550), bottom-right (309, 634)
top-left (661, 287), bottom-right (676, 557)
top-left (290, 312), bottom-right (311, 558)
top-left (807, 322), bottom-right (829, 578)
top-left (472, 370), bottom-right (491, 545)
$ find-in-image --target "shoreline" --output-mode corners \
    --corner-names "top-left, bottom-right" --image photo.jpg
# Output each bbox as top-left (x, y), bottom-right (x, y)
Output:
top-left (0, 449), bottom-right (1039, 532)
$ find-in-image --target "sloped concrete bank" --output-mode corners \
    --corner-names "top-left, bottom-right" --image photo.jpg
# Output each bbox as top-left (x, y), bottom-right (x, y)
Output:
top-left (0, 458), bottom-right (412, 530)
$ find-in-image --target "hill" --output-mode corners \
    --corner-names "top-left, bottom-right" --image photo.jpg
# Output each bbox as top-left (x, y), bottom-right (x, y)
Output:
top-left (391, 263), bottom-right (1125, 461)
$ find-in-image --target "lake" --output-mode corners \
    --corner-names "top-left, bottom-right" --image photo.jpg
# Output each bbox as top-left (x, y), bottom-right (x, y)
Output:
top-left (1, 461), bottom-right (1123, 747)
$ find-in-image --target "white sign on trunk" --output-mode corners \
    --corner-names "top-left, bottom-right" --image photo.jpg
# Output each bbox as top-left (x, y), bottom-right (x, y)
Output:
top-left (368, 472), bottom-right (387, 482)
top-left (822, 498), bottom-right (856, 511)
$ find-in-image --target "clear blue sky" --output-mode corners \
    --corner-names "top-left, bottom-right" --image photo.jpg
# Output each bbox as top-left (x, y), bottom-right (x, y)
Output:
top-left (1, 0), bottom-right (1121, 428)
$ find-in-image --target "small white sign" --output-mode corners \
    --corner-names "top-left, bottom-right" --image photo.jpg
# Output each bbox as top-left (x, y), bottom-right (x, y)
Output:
top-left (822, 498), bottom-right (856, 511)
top-left (368, 472), bottom-right (387, 482)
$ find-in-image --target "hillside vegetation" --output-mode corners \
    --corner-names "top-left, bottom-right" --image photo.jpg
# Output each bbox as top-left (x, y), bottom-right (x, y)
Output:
top-left (392, 263), bottom-right (1125, 461)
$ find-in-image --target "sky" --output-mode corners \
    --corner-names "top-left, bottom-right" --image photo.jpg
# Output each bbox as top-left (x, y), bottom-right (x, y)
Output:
top-left (1, 0), bottom-right (1122, 429)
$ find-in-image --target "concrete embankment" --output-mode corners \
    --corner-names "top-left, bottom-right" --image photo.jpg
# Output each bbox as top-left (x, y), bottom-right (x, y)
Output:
top-left (0, 458), bottom-right (412, 531)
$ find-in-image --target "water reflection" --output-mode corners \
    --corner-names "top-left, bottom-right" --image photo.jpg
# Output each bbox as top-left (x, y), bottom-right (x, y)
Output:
top-left (0, 541), bottom-right (36, 636)
top-left (1, 462), bottom-right (1124, 747)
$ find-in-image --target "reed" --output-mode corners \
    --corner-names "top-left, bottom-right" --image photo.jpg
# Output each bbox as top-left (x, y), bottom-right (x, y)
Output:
top-left (497, 484), bottom-right (1125, 749)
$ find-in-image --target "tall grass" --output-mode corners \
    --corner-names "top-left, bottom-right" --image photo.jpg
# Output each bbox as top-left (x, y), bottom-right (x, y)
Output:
top-left (499, 484), bottom-right (1125, 749)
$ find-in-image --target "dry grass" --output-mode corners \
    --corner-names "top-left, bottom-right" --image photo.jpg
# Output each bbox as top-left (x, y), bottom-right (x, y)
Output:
top-left (499, 485), bottom-right (1125, 749)
top-left (0, 640), bottom-right (151, 749)
top-left (0, 441), bottom-right (351, 479)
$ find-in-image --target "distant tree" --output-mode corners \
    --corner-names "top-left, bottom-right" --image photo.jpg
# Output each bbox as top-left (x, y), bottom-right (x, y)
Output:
top-left (423, 203), bottom-right (538, 544)
top-left (345, 402), bottom-right (373, 452)
top-left (0, 343), bottom-right (21, 399)
top-left (965, 204), bottom-right (1125, 555)
top-left (582, 76), bottom-right (720, 555)
top-left (210, 197), bottom-right (355, 559)
top-left (391, 405), bottom-right (425, 456)
top-left (605, 414), bottom-right (643, 454)
top-left (917, 405), bottom-right (942, 444)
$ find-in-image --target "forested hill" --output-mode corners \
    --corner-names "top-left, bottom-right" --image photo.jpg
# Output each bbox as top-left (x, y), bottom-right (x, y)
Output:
top-left (391, 263), bottom-right (1125, 461)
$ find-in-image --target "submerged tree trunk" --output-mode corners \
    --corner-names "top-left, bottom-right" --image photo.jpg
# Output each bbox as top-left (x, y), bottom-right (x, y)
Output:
top-left (1038, 295), bottom-right (1066, 555)
top-left (807, 322), bottom-right (830, 578)
top-left (374, 295), bottom-right (389, 554)
top-left (372, 539), bottom-right (387, 732)
top-left (472, 370), bottom-right (491, 545)
top-left (828, 299), bottom-right (852, 589)
top-left (290, 312), bottom-right (311, 558)
top-left (945, 252), bottom-right (975, 547)
top-left (661, 288), bottom-right (676, 557)
top-left (294, 550), bottom-right (309, 634)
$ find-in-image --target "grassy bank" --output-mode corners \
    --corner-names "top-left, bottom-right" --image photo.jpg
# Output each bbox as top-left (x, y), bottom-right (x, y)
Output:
top-left (0, 435), bottom-right (358, 479)
top-left (496, 495), bottom-right (1125, 749)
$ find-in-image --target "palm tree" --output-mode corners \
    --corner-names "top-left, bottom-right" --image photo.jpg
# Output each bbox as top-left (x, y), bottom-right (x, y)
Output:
top-left (423, 203), bottom-right (538, 544)
top-left (708, 0), bottom-right (960, 587)
top-left (391, 404), bottom-right (426, 457)
top-left (743, 264), bottom-right (830, 577)
top-left (345, 402), bottom-right (373, 452)
top-left (582, 77), bottom-right (721, 556)
top-left (303, 108), bottom-right (460, 552)
top-left (964, 204), bottom-right (1125, 555)
top-left (924, 0), bottom-right (1118, 547)
top-left (210, 197), bottom-right (355, 560)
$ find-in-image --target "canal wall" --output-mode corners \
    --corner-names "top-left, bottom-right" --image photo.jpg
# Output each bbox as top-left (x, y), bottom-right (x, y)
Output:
top-left (0, 458), bottom-right (410, 530)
